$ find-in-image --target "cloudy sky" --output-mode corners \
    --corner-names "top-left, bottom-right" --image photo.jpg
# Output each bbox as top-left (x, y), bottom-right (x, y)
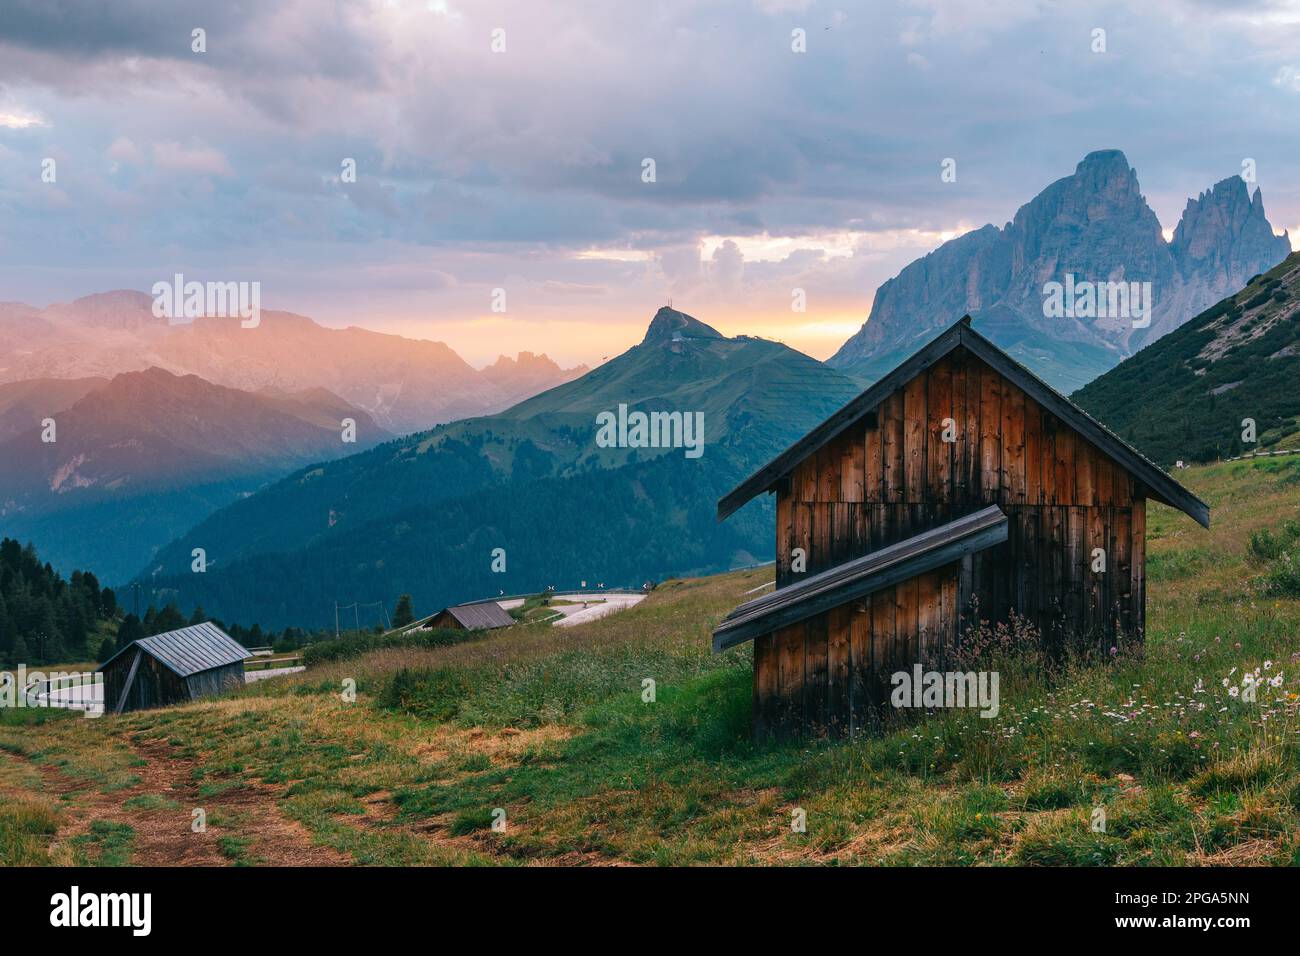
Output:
top-left (1, 0), bottom-right (1298, 366)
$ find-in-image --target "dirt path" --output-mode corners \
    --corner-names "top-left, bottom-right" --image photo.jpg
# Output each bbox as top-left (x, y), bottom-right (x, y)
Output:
top-left (1, 734), bottom-right (348, 866)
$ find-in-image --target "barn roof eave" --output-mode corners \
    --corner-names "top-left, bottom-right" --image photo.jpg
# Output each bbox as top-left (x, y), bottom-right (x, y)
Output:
top-left (711, 504), bottom-right (1008, 652)
top-left (98, 642), bottom-right (192, 680)
top-left (444, 600), bottom-right (516, 630)
top-left (715, 318), bottom-right (1210, 529)
top-left (96, 622), bottom-right (249, 680)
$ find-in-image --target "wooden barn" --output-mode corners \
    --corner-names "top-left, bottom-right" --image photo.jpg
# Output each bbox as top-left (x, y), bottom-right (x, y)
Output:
top-left (713, 316), bottom-right (1209, 740)
top-left (99, 622), bottom-right (249, 714)
top-left (423, 600), bottom-right (515, 631)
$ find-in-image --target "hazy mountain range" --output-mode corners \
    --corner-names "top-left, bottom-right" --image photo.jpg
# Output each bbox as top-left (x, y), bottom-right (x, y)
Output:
top-left (0, 290), bottom-right (586, 435)
top-left (829, 150), bottom-right (1292, 392)
top-left (2, 150), bottom-right (1292, 628)
top-left (134, 308), bottom-right (862, 628)
top-left (0, 294), bottom-right (587, 581)
top-left (0, 368), bottom-right (391, 582)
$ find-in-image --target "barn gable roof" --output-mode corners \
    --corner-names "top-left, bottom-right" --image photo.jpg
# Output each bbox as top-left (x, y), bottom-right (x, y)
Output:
top-left (443, 601), bottom-right (515, 630)
top-left (100, 622), bottom-right (249, 679)
top-left (712, 505), bottom-right (1008, 652)
top-left (716, 316), bottom-right (1210, 528)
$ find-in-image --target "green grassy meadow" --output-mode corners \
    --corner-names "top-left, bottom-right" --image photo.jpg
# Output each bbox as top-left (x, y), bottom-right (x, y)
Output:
top-left (3, 455), bottom-right (1300, 866)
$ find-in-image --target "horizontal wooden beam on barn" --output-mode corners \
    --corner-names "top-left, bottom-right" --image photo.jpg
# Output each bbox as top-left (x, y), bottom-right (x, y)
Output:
top-left (713, 504), bottom-right (1007, 653)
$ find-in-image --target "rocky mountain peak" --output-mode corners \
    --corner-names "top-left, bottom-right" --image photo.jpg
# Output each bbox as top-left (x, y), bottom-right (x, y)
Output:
top-left (1169, 176), bottom-right (1292, 285)
top-left (1073, 148), bottom-right (1139, 188)
top-left (644, 306), bottom-right (728, 343)
top-left (47, 290), bottom-right (164, 331)
top-left (829, 152), bottom-right (1292, 392)
top-left (641, 307), bottom-right (724, 344)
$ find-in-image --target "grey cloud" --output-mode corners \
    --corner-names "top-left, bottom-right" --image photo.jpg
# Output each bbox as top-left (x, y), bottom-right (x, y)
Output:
top-left (0, 0), bottom-right (1296, 334)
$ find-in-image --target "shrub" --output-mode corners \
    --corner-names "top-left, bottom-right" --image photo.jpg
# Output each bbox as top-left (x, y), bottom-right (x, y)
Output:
top-left (1247, 518), bottom-right (1300, 562)
top-left (379, 667), bottom-right (481, 721)
top-left (1243, 289), bottom-right (1273, 311)
top-left (1264, 553), bottom-right (1300, 597)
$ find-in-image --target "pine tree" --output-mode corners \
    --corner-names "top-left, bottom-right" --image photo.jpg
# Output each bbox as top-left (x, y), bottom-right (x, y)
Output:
top-left (393, 594), bottom-right (415, 628)
top-left (116, 614), bottom-right (145, 651)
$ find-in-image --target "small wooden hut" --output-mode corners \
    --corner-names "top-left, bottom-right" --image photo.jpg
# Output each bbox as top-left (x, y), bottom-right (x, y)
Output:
top-left (99, 622), bottom-right (248, 714)
top-left (714, 316), bottom-right (1209, 739)
top-left (424, 600), bottom-right (515, 631)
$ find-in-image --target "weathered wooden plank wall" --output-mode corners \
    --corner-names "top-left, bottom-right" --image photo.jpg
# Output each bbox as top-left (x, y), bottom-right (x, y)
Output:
top-left (184, 662), bottom-right (245, 702)
top-left (773, 347), bottom-right (1146, 655)
top-left (101, 653), bottom-right (244, 713)
top-left (752, 565), bottom-right (959, 740)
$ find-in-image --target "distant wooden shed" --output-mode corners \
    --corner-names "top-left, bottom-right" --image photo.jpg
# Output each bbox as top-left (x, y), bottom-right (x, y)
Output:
top-left (715, 316), bottom-right (1209, 739)
top-left (424, 600), bottom-right (515, 631)
top-left (99, 622), bottom-right (248, 714)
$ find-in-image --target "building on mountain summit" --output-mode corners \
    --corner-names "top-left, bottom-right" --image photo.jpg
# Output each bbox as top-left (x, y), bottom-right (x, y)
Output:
top-left (713, 315), bottom-right (1209, 740)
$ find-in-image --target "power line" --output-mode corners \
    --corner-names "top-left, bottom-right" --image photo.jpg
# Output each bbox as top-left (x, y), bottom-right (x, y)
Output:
top-left (332, 599), bottom-right (393, 636)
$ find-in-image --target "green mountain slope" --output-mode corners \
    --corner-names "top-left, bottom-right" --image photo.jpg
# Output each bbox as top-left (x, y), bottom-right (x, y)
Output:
top-left (1072, 251), bottom-right (1300, 465)
top-left (136, 308), bottom-right (862, 628)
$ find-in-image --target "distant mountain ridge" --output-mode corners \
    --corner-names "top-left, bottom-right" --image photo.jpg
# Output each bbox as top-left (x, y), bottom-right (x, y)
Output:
top-left (0, 376), bottom-right (107, 442)
top-left (134, 307), bottom-right (863, 628)
top-left (0, 368), bottom-right (391, 582)
top-left (0, 291), bottom-right (585, 434)
top-left (1073, 251), bottom-right (1300, 466)
top-left (829, 150), bottom-right (1291, 392)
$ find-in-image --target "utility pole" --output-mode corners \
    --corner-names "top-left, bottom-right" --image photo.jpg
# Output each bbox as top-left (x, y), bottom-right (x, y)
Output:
top-left (353, 602), bottom-right (360, 639)
top-left (335, 601), bottom-right (340, 639)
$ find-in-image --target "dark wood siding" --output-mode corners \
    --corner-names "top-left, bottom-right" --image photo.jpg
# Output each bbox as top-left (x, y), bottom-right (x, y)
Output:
top-left (427, 610), bottom-right (465, 630)
top-left (101, 651), bottom-right (244, 713)
top-left (184, 662), bottom-right (246, 702)
top-left (775, 346), bottom-right (1146, 655)
top-left (752, 565), bottom-right (959, 740)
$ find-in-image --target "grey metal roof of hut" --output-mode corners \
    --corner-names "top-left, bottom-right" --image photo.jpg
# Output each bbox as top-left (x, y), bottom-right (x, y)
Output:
top-left (443, 600), bottom-right (515, 630)
top-left (712, 505), bottom-right (1009, 652)
top-left (716, 316), bottom-right (1210, 528)
top-left (101, 622), bottom-right (249, 678)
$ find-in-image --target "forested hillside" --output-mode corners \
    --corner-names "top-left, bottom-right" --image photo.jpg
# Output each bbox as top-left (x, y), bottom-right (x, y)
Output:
top-left (1073, 251), bottom-right (1300, 465)
top-left (0, 537), bottom-right (117, 665)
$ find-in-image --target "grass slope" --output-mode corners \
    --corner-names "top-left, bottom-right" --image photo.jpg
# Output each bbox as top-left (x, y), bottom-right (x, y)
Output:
top-left (1073, 251), bottom-right (1300, 466)
top-left (4, 455), bottom-right (1300, 865)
